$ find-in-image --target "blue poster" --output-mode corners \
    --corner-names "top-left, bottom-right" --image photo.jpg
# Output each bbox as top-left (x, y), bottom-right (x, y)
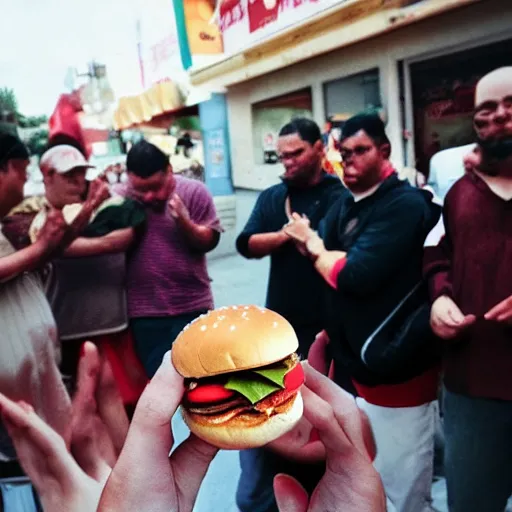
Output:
top-left (206, 128), bottom-right (229, 179)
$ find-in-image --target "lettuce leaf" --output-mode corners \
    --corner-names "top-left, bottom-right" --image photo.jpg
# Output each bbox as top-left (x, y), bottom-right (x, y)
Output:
top-left (252, 364), bottom-right (289, 387)
top-left (225, 375), bottom-right (281, 404)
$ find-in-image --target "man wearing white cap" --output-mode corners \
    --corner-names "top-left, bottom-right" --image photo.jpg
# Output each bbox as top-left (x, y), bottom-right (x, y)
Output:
top-left (4, 145), bottom-right (148, 406)
top-left (39, 144), bottom-right (96, 209)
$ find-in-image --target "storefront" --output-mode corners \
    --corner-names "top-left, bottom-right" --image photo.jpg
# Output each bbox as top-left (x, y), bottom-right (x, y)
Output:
top-left (190, 0), bottom-right (511, 190)
top-left (406, 37), bottom-right (512, 176)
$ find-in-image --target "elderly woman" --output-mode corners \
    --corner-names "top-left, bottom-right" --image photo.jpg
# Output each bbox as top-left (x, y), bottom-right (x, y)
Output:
top-left (0, 133), bottom-right (71, 465)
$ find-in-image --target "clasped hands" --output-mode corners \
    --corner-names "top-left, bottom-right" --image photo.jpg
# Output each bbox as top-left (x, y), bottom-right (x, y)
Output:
top-left (283, 213), bottom-right (326, 261)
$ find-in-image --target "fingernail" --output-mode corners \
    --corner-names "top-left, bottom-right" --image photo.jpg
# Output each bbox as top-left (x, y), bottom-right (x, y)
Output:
top-left (162, 350), bottom-right (171, 365)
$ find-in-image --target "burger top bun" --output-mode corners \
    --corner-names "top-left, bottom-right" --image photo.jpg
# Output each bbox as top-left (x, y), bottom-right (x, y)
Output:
top-left (172, 305), bottom-right (299, 379)
top-left (29, 203), bottom-right (83, 243)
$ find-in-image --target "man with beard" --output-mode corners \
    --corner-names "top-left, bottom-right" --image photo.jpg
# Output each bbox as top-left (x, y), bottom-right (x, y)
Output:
top-left (424, 67), bottom-right (512, 512)
top-left (285, 112), bottom-right (441, 512)
top-left (235, 117), bottom-right (347, 512)
top-left (115, 140), bottom-right (222, 378)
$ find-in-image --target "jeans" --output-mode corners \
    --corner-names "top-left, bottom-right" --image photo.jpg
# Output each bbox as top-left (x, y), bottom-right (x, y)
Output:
top-left (131, 311), bottom-right (207, 378)
top-left (444, 387), bottom-right (512, 512)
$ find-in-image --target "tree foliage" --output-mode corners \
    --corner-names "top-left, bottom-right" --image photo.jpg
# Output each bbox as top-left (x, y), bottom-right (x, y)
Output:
top-left (26, 130), bottom-right (49, 157)
top-left (0, 87), bottom-right (18, 115)
top-left (0, 87), bottom-right (48, 127)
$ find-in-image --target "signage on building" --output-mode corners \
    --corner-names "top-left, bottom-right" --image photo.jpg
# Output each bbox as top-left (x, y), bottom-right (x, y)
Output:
top-left (219, 0), bottom-right (349, 55)
top-left (206, 128), bottom-right (229, 178)
top-left (184, 0), bottom-right (224, 55)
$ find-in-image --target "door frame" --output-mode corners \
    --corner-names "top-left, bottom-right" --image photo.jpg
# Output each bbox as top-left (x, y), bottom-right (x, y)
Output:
top-left (401, 29), bottom-right (511, 169)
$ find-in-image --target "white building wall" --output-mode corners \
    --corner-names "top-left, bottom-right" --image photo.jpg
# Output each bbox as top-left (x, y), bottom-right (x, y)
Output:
top-left (226, 0), bottom-right (512, 190)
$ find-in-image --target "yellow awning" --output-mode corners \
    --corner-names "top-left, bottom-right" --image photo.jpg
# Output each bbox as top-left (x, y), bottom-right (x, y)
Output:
top-left (113, 81), bottom-right (185, 130)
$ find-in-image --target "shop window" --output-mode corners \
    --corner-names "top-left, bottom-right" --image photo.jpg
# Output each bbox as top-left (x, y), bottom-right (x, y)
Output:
top-left (410, 38), bottom-right (512, 177)
top-left (251, 88), bottom-right (313, 165)
top-left (323, 69), bottom-right (381, 123)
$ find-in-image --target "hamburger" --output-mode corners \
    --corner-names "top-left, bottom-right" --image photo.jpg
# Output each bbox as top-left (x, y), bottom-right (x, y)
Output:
top-left (171, 305), bottom-right (305, 450)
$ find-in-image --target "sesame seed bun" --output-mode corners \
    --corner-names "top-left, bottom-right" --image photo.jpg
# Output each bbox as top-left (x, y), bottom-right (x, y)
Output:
top-left (171, 305), bottom-right (299, 379)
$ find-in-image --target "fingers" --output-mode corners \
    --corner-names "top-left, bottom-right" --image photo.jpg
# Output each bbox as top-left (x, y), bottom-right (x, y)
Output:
top-left (96, 352), bottom-right (129, 455)
top-left (0, 394), bottom-right (81, 485)
top-left (446, 305), bottom-right (465, 325)
top-left (359, 410), bottom-right (377, 462)
top-left (485, 296), bottom-right (512, 321)
top-left (69, 342), bottom-right (101, 446)
top-left (307, 334), bottom-right (329, 375)
top-left (303, 364), bottom-right (369, 460)
top-left (267, 416), bottom-right (326, 463)
top-left (116, 352), bottom-right (183, 468)
top-left (169, 434), bottom-right (218, 511)
top-left (274, 474), bottom-right (309, 512)
top-left (73, 342), bottom-right (101, 415)
top-left (433, 312), bottom-right (476, 339)
top-left (70, 343), bottom-right (116, 481)
top-left (459, 314), bottom-right (476, 328)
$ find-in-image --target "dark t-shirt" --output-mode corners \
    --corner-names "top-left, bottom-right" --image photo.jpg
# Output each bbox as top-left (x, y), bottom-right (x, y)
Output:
top-left (236, 174), bottom-right (347, 351)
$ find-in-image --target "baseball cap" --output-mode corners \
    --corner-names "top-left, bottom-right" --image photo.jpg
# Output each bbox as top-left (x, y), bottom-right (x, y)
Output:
top-left (39, 144), bottom-right (95, 174)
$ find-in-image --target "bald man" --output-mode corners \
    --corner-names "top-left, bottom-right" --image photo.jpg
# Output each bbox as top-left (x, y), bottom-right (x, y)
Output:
top-left (424, 67), bottom-right (512, 512)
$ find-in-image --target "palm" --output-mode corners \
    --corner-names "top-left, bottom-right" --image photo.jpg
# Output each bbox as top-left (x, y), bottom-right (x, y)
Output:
top-left (308, 457), bottom-right (384, 511)
top-left (273, 364), bottom-right (386, 512)
top-left (99, 356), bottom-right (218, 512)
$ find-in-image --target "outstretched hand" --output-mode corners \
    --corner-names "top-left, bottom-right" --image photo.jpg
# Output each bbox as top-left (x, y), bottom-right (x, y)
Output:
top-left (98, 352), bottom-right (219, 512)
top-left (273, 363), bottom-right (384, 512)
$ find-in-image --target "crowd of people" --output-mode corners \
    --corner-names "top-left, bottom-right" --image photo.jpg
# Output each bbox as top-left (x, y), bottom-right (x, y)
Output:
top-left (0, 66), bottom-right (510, 512)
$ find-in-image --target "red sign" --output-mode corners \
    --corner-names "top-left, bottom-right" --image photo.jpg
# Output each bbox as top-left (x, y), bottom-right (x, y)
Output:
top-left (248, 0), bottom-right (281, 33)
top-left (220, 0), bottom-right (245, 31)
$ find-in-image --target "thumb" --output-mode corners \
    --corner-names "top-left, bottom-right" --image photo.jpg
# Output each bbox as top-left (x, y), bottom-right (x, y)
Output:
top-left (447, 305), bottom-right (465, 324)
top-left (274, 474), bottom-right (309, 512)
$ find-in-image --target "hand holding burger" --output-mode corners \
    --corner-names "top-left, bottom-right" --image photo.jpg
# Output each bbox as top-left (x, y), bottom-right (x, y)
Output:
top-left (172, 305), bottom-right (305, 450)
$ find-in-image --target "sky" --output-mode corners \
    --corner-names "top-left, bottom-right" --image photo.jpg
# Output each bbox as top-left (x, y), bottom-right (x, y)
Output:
top-left (0, 0), bottom-right (145, 116)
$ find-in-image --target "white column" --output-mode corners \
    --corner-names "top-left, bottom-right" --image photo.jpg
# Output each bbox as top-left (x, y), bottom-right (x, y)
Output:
top-left (380, 56), bottom-right (406, 173)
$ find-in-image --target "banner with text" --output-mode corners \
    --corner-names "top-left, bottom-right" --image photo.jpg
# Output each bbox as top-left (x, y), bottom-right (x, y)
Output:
top-left (219, 0), bottom-right (348, 55)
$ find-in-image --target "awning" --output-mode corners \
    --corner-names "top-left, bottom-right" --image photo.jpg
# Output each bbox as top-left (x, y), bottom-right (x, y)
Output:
top-left (113, 81), bottom-right (185, 131)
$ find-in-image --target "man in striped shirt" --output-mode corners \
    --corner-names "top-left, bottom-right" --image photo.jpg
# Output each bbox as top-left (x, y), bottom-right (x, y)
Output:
top-left (116, 140), bottom-right (222, 377)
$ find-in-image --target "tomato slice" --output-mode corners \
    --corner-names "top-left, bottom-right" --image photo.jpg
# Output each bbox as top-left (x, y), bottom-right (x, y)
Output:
top-left (186, 383), bottom-right (236, 404)
top-left (284, 364), bottom-right (305, 392)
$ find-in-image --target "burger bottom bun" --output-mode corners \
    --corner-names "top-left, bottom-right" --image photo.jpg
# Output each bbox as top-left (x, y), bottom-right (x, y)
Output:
top-left (182, 392), bottom-right (303, 450)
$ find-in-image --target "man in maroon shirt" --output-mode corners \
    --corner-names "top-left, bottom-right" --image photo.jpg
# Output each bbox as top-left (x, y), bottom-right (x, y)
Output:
top-left (424, 67), bottom-right (512, 512)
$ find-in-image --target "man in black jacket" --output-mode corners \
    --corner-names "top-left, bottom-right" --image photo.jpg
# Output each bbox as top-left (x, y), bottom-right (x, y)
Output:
top-left (235, 117), bottom-right (348, 512)
top-left (286, 113), bottom-right (441, 512)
